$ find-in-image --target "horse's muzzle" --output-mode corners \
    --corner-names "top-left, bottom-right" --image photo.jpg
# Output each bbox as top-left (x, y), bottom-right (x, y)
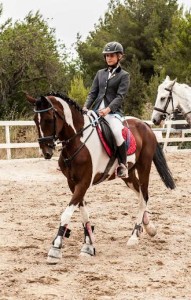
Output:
top-left (44, 152), bottom-right (53, 159)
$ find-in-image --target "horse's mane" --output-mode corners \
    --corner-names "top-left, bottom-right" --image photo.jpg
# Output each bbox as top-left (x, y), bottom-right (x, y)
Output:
top-left (47, 91), bottom-right (86, 115)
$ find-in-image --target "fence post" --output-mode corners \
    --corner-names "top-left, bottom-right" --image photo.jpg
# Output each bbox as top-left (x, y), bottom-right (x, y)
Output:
top-left (5, 125), bottom-right (11, 159)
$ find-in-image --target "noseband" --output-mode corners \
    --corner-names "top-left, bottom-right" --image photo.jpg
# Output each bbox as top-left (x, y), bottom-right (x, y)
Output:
top-left (34, 103), bottom-right (57, 149)
top-left (154, 88), bottom-right (175, 120)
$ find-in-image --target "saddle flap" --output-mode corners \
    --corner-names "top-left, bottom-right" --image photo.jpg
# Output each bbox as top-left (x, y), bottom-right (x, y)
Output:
top-left (99, 117), bottom-right (117, 155)
top-left (96, 117), bottom-right (136, 157)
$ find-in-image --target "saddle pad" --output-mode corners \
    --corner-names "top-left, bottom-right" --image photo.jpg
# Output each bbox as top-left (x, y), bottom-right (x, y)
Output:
top-left (97, 125), bottom-right (136, 157)
top-left (122, 127), bottom-right (136, 155)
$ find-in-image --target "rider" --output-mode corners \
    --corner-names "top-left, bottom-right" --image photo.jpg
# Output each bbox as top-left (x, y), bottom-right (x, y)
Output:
top-left (83, 41), bottom-right (130, 178)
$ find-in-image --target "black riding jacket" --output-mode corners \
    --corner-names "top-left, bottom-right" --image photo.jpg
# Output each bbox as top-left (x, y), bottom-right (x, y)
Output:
top-left (84, 65), bottom-right (130, 114)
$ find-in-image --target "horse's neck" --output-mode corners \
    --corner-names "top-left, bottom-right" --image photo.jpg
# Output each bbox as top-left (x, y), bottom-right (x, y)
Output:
top-left (55, 97), bottom-right (84, 138)
top-left (174, 83), bottom-right (191, 113)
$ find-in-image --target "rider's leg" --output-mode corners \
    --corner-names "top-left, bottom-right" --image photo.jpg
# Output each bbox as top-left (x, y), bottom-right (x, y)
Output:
top-left (104, 114), bottom-right (128, 178)
top-left (116, 141), bottom-right (128, 178)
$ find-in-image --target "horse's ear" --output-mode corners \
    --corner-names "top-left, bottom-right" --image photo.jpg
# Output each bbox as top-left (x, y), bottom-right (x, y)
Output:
top-left (41, 96), bottom-right (48, 101)
top-left (166, 78), bottom-right (177, 90)
top-left (165, 75), bottom-right (170, 81)
top-left (171, 78), bottom-right (177, 87)
top-left (40, 95), bottom-right (52, 108)
top-left (41, 95), bottom-right (50, 106)
top-left (25, 93), bottom-right (36, 105)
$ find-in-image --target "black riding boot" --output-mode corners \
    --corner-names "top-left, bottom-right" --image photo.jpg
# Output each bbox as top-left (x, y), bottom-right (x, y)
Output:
top-left (116, 142), bottom-right (128, 178)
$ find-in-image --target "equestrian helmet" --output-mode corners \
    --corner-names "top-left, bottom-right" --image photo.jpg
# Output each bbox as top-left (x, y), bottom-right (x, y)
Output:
top-left (102, 41), bottom-right (124, 55)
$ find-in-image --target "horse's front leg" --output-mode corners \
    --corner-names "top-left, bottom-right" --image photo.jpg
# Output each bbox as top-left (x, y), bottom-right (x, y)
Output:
top-left (47, 184), bottom-right (86, 264)
top-left (47, 204), bottom-right (76, 264)
top-left (79, 203), bottom-right (95, 257)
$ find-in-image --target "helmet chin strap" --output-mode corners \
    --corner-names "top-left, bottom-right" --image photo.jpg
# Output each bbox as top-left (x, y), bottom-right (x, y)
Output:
top-left (107, 61), bottom-right (120, 69)
top-left (108, 64), bottom-right (117, 69)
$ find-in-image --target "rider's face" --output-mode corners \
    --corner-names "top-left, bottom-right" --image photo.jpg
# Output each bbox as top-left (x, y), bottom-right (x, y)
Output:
top-left (105, 53), bottom-right (122, 66)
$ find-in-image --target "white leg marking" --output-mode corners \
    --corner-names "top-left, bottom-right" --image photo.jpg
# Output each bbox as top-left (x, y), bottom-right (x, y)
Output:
top-left (79, 205), bottom-right (95, 257)
top-left (60, 205), bottom-right (76, 225)
top-left (127, 188), bottom-right (146, 247)
top-left (79, 205), bottom-right (89, 224)
top-left (47, 205), bottom-right (76, 264)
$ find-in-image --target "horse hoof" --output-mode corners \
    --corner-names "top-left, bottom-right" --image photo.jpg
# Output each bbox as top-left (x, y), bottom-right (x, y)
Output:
top-left (79, 252), bottom-right (93, 259)
top-left (47, 246), bottom-right (62, 264)
top-left (127, 236), bottom-right (139, 247)
top-left (80, 244), bottom-right (95, 256)
top-left (144, 223), bottom-right (157, 237)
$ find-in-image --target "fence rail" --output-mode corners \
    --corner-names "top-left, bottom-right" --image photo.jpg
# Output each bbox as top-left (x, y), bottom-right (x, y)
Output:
top-left (0, 119), bottom-right (191, 159)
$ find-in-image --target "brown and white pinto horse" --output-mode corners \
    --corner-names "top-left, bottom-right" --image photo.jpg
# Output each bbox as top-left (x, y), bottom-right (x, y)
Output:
top-left (26, 92), bottom-right (175, 264)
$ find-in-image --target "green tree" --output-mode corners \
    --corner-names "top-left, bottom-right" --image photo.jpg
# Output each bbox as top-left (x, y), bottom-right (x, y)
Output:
top-left (68, 75), bottom-right (89, 107)
top-left (124, 56), bottom-right (147, 117)
top-left (76, 0), bottom-right (180, 116)
top-left (154, 12), bottom-right (191, 84)
top-left (77, 0), bottom-right (179, 83)
top-left (0, 10), bottom-right (69, 119)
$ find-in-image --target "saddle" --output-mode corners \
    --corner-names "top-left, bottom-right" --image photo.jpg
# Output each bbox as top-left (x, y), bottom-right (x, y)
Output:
top-left (88, 111), bottom-right (136, 184)
top-left (96, 117), bottom-right (117, 157)
top-left (96, 116), bottom-right (136, 158)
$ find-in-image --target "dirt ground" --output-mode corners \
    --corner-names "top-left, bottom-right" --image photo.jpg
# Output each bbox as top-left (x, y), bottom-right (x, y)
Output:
top-left (0, 153), bottom-right (191, 300)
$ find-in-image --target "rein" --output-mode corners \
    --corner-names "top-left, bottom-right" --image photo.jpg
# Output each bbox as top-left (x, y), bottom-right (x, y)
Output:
top-left (35, 96), bottom-right (101, 166)
top-left (58, 123), bottom-right (92, 146)
top-left (59, 115), bottom-right (101, 166)
top-left (62, 127), bottom-right (95, 167)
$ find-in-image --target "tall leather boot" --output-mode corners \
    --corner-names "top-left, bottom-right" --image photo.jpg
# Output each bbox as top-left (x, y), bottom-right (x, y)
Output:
top-left (116, 142), bottom-right (128, 178)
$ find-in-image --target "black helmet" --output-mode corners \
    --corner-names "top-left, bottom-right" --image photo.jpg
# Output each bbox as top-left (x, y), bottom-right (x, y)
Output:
top-left (102, 41), bottom-right (124, 55)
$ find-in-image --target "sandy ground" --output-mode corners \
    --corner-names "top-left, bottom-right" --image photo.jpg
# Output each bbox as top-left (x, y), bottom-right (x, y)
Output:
top-left (0, 153), bottom-right (191, 300)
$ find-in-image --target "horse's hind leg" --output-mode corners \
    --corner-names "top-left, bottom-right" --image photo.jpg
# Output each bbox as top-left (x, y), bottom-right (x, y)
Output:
top-left (79, 203), bottom-right (95, 257)
top-left (124, 168), bottom-right (156, 246)
top-left (136, 165), bottom-right (157, 238)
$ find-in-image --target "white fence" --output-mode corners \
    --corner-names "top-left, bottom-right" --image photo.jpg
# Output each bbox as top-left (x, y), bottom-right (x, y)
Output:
top-left (0, 121), bottom-right (38, 160)
top-left (0, 119), bottom-right (191, 159)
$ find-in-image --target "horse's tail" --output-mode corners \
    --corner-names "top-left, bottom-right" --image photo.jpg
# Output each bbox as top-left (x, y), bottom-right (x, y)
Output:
top-left (153, 143), bottom-right (176, 189)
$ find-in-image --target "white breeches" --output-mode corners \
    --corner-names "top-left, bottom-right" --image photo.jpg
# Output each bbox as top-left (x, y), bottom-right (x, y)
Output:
top-left (104, 114), bottom-right (124, 146)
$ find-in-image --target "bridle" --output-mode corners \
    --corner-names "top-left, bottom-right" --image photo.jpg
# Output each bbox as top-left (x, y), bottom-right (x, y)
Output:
top-left (34, 102), bottom-right (58, 149)
top-left (153, 88), bottom-right (175, 120)
top-left (34, 98), bottom-right (99, 165)
top-left (154, 86), bottom-right (191, 120)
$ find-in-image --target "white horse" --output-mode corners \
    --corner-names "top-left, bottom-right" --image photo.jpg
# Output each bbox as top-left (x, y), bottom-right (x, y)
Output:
top-left (151, 75), bottom-right (191, 126)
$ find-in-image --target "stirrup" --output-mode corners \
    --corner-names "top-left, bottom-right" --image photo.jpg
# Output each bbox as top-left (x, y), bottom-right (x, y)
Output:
top-left (116, 163), bottom-right (128, 178)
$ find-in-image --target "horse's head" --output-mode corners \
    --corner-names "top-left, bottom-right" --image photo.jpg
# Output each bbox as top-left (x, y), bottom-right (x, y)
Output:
top-left (151, 76), bottom-right (177, 125)
top-left (26, 94), bottom-right (57, 159)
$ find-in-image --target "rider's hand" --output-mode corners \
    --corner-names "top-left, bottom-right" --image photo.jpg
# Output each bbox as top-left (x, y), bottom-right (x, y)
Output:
top-left (83, 106), bottom-right (88, 112)
top-left (98, 107), bottom-right (111, 117)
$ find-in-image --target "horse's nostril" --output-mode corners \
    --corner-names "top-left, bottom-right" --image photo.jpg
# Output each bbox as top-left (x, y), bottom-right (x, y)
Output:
top-left (44, 153), bottom-right (52, 159)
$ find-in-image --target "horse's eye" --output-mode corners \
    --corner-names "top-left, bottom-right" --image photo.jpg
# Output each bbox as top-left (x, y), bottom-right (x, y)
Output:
top-left (161, 97), bottom-right (166, 101)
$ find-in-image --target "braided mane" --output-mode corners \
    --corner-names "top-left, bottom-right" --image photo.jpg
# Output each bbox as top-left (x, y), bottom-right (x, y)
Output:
top-left (47, 91), bottom-right (85, 115)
